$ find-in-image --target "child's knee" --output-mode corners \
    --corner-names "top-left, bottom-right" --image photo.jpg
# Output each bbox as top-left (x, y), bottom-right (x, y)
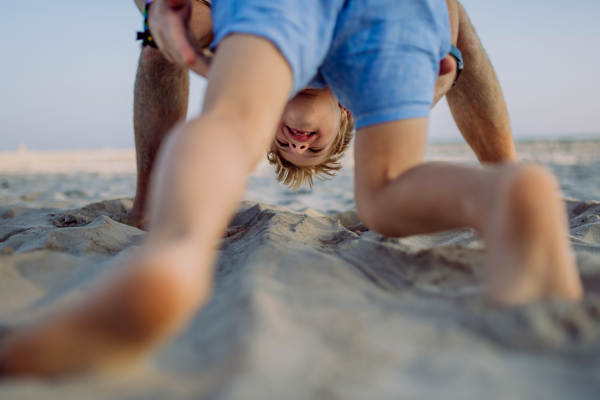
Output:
top-left (501, 165), bottom-right (561, 212)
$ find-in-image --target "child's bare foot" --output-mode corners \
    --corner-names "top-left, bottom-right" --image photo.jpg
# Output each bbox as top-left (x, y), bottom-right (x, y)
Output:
top-left (0, 239), bottom-right (214, 377)
top-left (485, 165), bottom-right (583, 306)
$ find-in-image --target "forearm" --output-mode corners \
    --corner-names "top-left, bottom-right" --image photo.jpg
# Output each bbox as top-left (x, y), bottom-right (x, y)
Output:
top-left (446, 3), bottom-right (517, 164)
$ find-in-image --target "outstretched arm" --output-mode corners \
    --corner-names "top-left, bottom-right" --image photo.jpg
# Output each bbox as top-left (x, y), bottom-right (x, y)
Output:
top-left (446, 1), bottom-right (517, 164)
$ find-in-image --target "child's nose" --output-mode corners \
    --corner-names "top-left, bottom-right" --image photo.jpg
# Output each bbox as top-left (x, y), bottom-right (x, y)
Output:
top-left (290, 142), bottom-right (308, 154)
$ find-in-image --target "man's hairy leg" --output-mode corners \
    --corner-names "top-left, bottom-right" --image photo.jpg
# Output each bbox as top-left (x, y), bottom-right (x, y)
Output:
top-left (430, 0), bottom-right (517, 164)
top-left (354, 120), bottom-right (582, 305)
top-left (445, 1), bottom-right (517, 163)
top-left (126, 0), bottom-right (214, 229)
top-left (126, 47), bottom-right (190, 229)
top-left (0, 35), bottom-right (292, 377)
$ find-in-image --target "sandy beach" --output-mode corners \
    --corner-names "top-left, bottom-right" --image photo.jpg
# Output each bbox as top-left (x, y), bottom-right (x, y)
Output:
top-left (1, 140), bottom-right (600, 399)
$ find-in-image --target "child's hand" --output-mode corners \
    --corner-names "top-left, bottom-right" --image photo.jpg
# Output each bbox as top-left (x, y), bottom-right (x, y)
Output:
top-left (147, 0), bottom-right (211, 75)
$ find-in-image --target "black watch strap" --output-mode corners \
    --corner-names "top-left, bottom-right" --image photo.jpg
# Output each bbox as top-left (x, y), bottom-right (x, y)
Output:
top-left (448, 45), bottom-right (463, 86)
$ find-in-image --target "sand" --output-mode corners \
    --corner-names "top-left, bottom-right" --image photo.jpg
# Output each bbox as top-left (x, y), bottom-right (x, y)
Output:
top-left (1, 141), bottom-right (600, 399)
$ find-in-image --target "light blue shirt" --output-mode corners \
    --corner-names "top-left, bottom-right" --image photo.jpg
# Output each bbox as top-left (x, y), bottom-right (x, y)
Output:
top-left (212, 0), bottom-right (451, 129)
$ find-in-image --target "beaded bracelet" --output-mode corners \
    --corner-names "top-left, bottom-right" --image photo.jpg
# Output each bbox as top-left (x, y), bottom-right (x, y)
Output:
top-left (136, 0), bottom-right (158, 48)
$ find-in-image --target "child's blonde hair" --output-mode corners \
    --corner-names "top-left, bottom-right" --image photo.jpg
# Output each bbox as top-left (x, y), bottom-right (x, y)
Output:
top-left (267, 112), bottom-right (355, 190)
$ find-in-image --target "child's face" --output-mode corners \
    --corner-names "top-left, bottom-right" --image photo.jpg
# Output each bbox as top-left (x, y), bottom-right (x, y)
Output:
top-left (273, 88), bottom-right (343, 166)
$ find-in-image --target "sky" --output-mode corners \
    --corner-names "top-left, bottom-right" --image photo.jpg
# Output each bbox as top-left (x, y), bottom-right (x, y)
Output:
top-left (0, 0), bottom-right (599, 151)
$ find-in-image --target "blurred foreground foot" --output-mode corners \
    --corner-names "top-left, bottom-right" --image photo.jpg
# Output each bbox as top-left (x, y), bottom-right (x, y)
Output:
top-left (0, 240), bottom-right (214, 377)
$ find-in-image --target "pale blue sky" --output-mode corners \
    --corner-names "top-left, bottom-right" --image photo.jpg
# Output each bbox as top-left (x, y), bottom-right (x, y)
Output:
top-left (0, 0), bottom-right (599, 151)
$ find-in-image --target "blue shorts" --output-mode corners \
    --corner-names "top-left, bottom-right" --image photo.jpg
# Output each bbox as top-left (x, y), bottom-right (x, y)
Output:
top-left (211, 0), bottom-right (451, 129)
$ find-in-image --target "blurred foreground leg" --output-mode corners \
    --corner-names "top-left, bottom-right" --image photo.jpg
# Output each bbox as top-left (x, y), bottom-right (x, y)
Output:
top-left (0, 34), bottom-right (292, 377)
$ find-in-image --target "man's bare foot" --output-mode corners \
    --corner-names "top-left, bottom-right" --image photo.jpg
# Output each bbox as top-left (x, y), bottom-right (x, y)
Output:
top-left (485, 165), bottom-right (583, 306)
top-left (0, 239), bottom-right (214, 377)
top-left (113, 209), bottom-right (148, 230)
top-left (348, 223), bottom-right (369, 233)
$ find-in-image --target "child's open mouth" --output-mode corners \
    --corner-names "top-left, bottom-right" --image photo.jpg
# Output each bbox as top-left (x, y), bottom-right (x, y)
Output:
top-left (286, 126), bottom-right (315, 142)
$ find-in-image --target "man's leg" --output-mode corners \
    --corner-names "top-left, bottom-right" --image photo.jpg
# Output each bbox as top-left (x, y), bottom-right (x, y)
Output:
top-left (0, 35), bottom-right (293, 376)
top-left (126, 0), bottom-right (214, 229)
top-left (127, 47), bottom-right (190, 228)
top-left (443, 0), bottom-right (517, 163)
top-left (354, 119), bottom-right (582, 305)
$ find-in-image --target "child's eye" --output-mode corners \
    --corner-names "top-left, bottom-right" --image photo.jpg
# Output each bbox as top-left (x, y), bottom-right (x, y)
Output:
top-left (309, 148), bottom-right (324, 154)
top-left (276, 139), bottom-right (289, 147)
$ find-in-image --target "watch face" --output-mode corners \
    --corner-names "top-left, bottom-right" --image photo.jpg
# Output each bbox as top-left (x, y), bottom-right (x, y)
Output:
top-left (449, 46), bottom-right (463, 71)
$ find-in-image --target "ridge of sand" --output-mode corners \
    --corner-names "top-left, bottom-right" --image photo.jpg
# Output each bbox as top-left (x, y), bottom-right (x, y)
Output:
top-left (0, 199), bottom-right (599, 399)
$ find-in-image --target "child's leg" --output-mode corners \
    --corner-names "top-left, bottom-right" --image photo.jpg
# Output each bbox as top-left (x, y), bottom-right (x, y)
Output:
top-left (354, 119), bottom-right (582, 305)
top-left (0, 34), bottom-right (293, 377)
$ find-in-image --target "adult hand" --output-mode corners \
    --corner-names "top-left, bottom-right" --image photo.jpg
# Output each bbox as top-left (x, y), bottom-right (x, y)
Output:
top-left (148, 0), bottom-right (211, 76)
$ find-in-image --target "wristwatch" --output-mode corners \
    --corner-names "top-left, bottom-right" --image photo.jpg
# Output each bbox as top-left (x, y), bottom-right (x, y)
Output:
top-left (449, 45), bottom-right (463, 86)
